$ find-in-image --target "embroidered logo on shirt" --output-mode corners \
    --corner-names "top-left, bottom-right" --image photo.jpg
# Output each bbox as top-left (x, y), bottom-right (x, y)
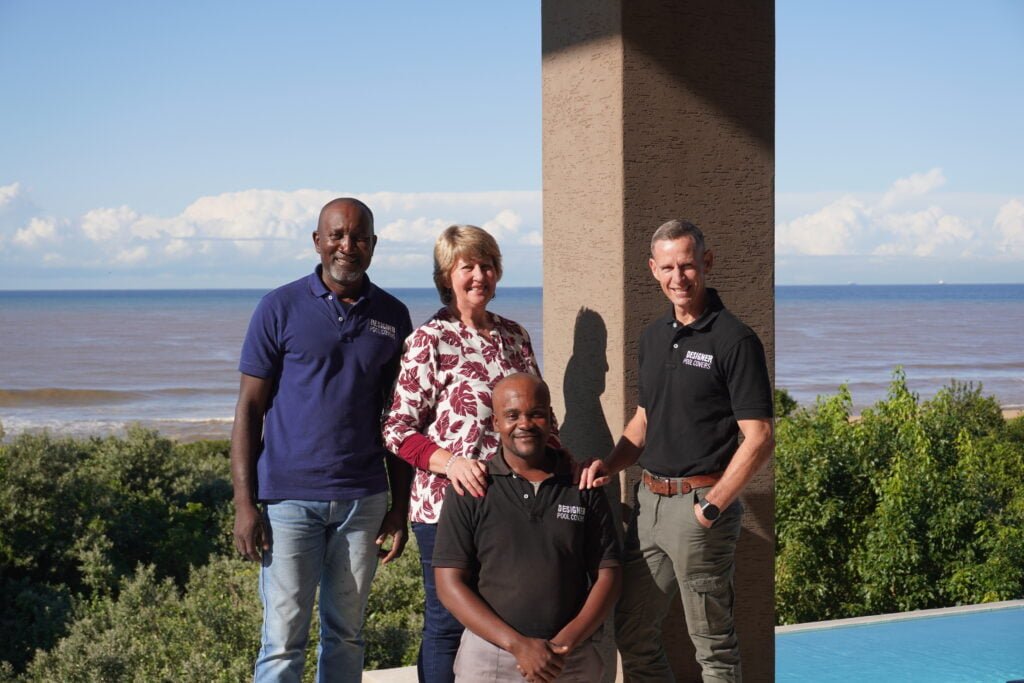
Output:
top-left (556, 504), bottom-right (585, 522)
top-left (683, 350), bottom-right (713, 370)
top-left (369, 319), bottom-right (397, 339)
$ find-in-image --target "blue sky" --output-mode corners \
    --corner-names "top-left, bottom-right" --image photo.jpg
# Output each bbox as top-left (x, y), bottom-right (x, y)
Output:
top-left (1, 1), bottom-right (1021, 288)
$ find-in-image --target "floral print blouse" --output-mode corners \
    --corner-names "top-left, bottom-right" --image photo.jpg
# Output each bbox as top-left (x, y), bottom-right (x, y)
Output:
top-left (383, 307), bottom-right (555, 524)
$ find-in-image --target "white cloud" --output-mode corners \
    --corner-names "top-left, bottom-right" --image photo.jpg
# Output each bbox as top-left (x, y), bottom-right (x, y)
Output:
top-left (131, 215), bottom-right (196, 240)
top-left (873, 207), bottom-right (972, 257)
top-left (114, 246), bottom-right (148, 264)
top-left (81, 205), bottom-right (139, 241)
top-left (481, 209), bottom-right (523, 241)
top-left (378, 253), bottom-right (432, 269)
top-left (776, 170), bottom-right (1021, 266)
top-left (0, 182), bottom-right (21, 209)
top-left (182, 188), bottom-right (329, 241)
top-left (776, 196), bottom-right (867, 255)
top-left (0, 188), bottom-right (545, 287)
top-left (379, 217), bottom-right (451, 243)
top-left (872, 208), bottom-right (974, 255)
top-left (522, 230), bottom-right (543, 246)
top-left (13, 217), bottom-right (57, 247)
top-left (231, 239), bottom-right (265, 257)
top-left (164, 239), bottom-right (191, 257)
top-left (995, 199), bottom-right (1024, 257)
top-left (879, 168), bottom-right (946, 208)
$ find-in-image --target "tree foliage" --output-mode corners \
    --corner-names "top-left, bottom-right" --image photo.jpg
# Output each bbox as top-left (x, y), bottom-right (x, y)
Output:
top-left (0, 427), bottom-right (423, 678)
top-left (776, 372), bottom-right (1024, 624)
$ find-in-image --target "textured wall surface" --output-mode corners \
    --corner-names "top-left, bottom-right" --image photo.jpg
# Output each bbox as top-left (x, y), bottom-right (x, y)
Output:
top-left (543, 1), bottom-right (775, 680)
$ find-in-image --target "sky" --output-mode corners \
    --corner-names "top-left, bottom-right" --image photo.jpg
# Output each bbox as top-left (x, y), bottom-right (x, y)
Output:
top-left (1, 1), bottom-right (1021, 289)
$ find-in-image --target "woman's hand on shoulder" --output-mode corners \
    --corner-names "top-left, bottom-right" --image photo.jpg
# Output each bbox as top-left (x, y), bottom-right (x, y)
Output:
top-left (449, 455), bottom-right (489, 498)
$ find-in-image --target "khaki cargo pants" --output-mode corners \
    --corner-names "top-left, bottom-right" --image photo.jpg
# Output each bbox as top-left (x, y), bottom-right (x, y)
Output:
top-left (615, 483), bottom-right (743, 683)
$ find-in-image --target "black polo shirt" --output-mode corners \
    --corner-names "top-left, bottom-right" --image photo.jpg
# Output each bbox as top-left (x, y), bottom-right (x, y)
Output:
top-left (433, 449), bottom-right (621, 639)
top-left (638, 288), bottom-right (773, 478)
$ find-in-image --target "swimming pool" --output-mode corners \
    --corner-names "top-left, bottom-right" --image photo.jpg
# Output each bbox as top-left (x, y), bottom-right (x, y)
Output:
top-left (776, 601), bottom-right (1024, 682)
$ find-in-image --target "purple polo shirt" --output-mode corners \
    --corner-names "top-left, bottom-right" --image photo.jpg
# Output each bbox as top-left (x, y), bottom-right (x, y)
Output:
top-left (239, 267), bottom-right (412, 501)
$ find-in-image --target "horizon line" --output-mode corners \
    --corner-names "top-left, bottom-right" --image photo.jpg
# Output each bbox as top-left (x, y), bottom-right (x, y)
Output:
top-left (2, 282), bottom-right (1023, 294)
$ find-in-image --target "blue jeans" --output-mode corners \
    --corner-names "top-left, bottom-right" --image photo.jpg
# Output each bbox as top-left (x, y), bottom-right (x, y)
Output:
top-left (254, 493), bottom-right (388, 683)
top-left (413, 522), bottom-right (464, 683)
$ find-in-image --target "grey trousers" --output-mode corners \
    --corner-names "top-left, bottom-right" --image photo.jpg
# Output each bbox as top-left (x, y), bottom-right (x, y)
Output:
top-left (615, 484), bottom-right (743, 683)
top-left (453, 628), bottom-right (604, 682)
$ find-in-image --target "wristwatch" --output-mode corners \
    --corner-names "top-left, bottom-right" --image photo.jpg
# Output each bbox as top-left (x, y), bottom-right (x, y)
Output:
top-left (698, 498), bottom-right (721, 522)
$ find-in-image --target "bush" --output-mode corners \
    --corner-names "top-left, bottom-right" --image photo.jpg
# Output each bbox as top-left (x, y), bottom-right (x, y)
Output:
top-left (23, 559), bottom-right (260, 682)
top-left (0, 429), bottom-right (232, 673)
top-left (774, 388), bottom-right (799, 418)
top-left (364, 536), bottom-right (424, 670)
top-left (23, 545), bottom-right (423, 680)
top-left (1, 426), bottom-right (424, 676)
top-left (776, 372), bottom-right (1024, 624)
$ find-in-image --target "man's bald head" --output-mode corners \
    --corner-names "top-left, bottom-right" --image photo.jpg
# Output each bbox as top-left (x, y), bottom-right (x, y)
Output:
top-left (493, 373), bottom-right (551, 409)
top-left (318, 198), bottom-right (374, 235)
top-left (492, 373), bottom-right (553, 462)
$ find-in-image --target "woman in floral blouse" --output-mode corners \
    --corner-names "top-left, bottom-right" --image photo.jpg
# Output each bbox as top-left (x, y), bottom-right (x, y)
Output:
top-left (383, 224), bottom-right (555, 683)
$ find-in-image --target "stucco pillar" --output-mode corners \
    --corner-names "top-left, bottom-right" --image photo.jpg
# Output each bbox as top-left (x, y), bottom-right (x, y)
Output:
top-left (542, 2), bottom-right (775, 681)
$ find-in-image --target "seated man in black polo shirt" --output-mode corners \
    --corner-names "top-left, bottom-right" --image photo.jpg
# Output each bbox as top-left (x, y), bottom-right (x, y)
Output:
top-left (433, 373), bottom-right (622, 682)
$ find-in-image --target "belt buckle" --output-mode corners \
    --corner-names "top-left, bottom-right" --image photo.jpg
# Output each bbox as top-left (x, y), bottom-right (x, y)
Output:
top-left (645, 472), bottom-right (665, 496)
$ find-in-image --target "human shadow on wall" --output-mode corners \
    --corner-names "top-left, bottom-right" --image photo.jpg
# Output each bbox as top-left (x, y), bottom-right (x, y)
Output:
top-left (559, 307), bottom-right (621, 683)
top-left (559, 307), bottom-right (614, 465)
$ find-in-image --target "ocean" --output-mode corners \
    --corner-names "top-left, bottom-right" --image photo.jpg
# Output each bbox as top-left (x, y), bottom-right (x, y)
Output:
top-left (1, 284), bottom-right (1021, 440)
top-left (776, 284), bottom-right (1024, 411)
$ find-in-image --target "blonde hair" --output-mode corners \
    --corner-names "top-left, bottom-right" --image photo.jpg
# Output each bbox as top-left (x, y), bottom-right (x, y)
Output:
top-left (433, 225), bottom-right (504, 303)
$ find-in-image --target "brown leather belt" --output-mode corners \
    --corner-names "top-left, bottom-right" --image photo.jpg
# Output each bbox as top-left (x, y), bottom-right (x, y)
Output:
top-left (642, 470), bottom-right (722, 496)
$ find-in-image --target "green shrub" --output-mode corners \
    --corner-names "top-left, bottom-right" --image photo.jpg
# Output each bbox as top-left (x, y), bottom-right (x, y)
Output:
top-left (0, 428), bottom-right (233, 672)
top-left (2, 426), bottom-right (424, 676)
top-left (23, 543), bottom-right (423, 680)
top-left (774, 388), bottom-right (799, 418)
top-left (776, 372), bottom-right (1024, 624)
top-left (24, 559), bottom-right (260, 682)
top-left (364, 535), bottom-right (424, 670)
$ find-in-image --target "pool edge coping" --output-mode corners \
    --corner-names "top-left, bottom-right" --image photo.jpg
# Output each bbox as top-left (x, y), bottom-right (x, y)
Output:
top-left (775, 599), bottom-right (1024, 634)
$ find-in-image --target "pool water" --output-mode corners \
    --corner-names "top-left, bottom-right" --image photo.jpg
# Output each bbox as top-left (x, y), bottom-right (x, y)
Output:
top-left (776, 604), bottom-right (1024, 682)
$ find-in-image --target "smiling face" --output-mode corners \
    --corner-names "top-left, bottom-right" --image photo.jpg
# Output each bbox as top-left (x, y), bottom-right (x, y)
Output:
top-left (313, 200), bottom-right (376, 292)
top-left (447, 255), bottom-right (498, 313)
top-left (492, 374), bottom-right (552, 464)
top-left (649, 235), bottom-right (714, 324)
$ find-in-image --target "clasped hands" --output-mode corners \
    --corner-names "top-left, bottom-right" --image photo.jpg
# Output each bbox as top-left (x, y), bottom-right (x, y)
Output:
top-left (511, 637), bottom-right (571, 683)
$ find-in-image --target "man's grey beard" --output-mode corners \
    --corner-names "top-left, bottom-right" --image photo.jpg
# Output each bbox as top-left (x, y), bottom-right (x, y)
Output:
top-left (327, 263), bottom-right (364, 285)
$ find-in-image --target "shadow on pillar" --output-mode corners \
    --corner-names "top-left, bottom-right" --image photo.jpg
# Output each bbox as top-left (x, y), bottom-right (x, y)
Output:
top-left (560, 308), bottom-right (623, 521)
top-left (558, 307), bottom-right (623, 683)
top-left (560, 308), bottom-right (614, 462)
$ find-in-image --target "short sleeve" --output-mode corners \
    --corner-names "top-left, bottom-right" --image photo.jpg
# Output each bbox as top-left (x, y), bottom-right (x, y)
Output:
top-left (238, 295), bottom-right (281, 379)
top-left (432, 484), bottom-right (479, 570)
top-left (583, 488), bottom-right (621, 574)
top-left (722, 334), bottom-right (774, 420)
top-left (379, 305), bottom-right (415, 408)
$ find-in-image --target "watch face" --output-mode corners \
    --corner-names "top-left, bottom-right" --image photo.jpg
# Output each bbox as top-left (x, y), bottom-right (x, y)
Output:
top-left (701, 501), bottom-right (721, 521)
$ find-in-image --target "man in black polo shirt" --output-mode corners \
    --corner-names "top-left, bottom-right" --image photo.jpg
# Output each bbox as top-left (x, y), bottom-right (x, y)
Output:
top-left (581, 219), bottom-right (774, 682)
top-left (434, 373), bottom-right (622, 682)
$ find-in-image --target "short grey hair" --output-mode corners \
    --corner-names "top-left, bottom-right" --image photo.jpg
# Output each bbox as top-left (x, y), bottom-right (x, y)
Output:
top-left (650, 219), bottom-right (706, 256)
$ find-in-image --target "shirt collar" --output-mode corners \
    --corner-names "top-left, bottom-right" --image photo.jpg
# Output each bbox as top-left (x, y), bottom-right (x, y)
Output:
top-left (487, 447), bottom-right (571, 481)
top-left (661, 287), bottom-right (724, 331)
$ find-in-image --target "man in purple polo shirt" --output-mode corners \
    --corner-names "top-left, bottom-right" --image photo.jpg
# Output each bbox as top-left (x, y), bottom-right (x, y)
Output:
top-left (231, 197), bottom-right (413, 682)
